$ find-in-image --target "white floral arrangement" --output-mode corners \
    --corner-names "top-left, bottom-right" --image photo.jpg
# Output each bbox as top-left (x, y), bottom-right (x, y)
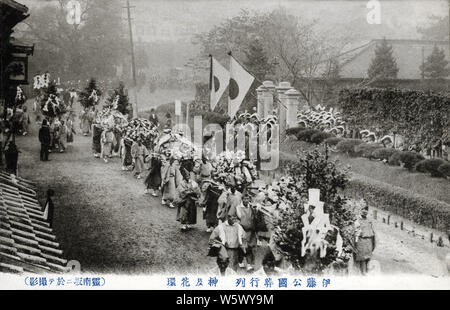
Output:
top-left (212, 150), bottom-right (258, 187)
top-left (231, 112), bottom-right (278, 127)
top-left (33, 73), bottom-right (50, 90)
top-left (297, 106), bottom-right (346, 134)
top-left (42, 94), bottom-right (62, 114)
top-left (123, 118), bottom-right (159, 148)
top-left (156, 132), bottom-right (201, 162)
top-left (15, 86), bottom-right (26, 104)
top-left (88, 89), bottom-right (100, 105)
top-left (95, 106), bottom-right (128, 132)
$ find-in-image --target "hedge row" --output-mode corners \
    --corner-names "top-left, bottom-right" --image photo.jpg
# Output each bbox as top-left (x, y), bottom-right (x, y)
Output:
top-left (338, 87), bottom-right (450, 149)
top-left (279, 152), bottom-right (450, 232)
top-left (288, 127), bottom-right (450, 179)
top-left (345, 175), bottom-right (450, 232)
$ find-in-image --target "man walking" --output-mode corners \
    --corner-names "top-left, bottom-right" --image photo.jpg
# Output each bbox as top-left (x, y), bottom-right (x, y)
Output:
top-left (209, 215), bottom-right (245, 272)
top-left (148, 108), bottom-right (159, 127)
top-left (236, 194), bottom-right (257, 271)
top-left (39, 119), bottom-right (51, 161)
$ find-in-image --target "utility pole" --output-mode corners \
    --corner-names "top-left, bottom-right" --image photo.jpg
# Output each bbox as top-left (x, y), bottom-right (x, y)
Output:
top-left (124, 0), bottom-right (138, 117)
top-left (185, 101), bottom-right (190, 137)
top-left (421, 46), bottom-right (425, 80)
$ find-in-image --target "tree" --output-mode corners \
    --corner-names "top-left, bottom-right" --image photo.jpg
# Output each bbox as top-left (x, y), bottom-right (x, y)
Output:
top-left (79, 78), bottom-right (101, 110)
top-left (194, 8), bottom-right (350, 107)
top-left (105, 82), bottom-right (131, 116)
top-left (21, 0), bottom-right (127, 82)
top-left (41, 81), bottom-right (66, 118)
top-left (274, 149), bottom-right (355, 273)
top-left (243, 38), bottom-right (274, 82)
top-left (367, 39), bottom-right (399, 80)
top-left (420, 45), bottom-right (450, 79)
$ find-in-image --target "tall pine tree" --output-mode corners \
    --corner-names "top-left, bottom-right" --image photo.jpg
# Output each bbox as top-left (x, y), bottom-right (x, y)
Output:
top-left (79, 78), bottom-right (101, 110)
top-left (238, 38), bottom-right (274, 113)
top-left (105, 82), bottom-right (131, 116)
top-left (367, 39), bottom-right (399, 80)
top-left (420, 45), bottom-right (450, 79)
top-left (41, 81), bottom-right (65, 118)
top-left (243, 38), bottom-right (274, 82)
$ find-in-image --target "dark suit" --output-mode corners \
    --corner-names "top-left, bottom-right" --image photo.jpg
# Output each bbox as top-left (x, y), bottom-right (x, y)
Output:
top-left (149, 114), bottom-right (159, 127)
top-left (39, 125), bottom-right (51, 161)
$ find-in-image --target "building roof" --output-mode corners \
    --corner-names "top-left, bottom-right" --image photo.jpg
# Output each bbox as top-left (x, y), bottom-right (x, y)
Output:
top-left (0, 0), bottom-right (28, 12)
top-left (339, 39), bottom-right (450, 80)
top-left (9, 36), bottom-right (34, 55)
top-left (0, 0), bottom-right (29, 28)
top-left (0, 172), bottom-right (69, 274)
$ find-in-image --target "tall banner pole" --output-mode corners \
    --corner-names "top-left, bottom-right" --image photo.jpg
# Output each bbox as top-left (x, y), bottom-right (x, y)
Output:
top-left (185, 101), bottom-right (190, 137)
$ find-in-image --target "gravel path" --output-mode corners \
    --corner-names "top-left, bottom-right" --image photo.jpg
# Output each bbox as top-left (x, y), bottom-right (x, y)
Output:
top-left (12, 102), bottom-right (449, 277)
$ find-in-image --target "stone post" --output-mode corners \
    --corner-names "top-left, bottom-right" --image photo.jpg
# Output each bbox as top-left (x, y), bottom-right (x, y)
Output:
top-left (285, 88), bottom-right (300, 129)
top-left (275, 82), bottom-right (292, 138)
top-left (256, 85), bottom-right (266, 119)
top-left (262, 80), bottom-right (275, 118)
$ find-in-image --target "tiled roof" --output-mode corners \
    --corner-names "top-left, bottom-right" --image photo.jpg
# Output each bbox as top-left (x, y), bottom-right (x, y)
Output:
top-left (0, 172), bottom-right (69, 274)
top-left (0, 0), bottom-right (28, 13)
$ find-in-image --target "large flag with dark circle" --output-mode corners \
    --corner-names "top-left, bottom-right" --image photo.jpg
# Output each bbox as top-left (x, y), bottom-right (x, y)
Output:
top-left (228, 54), bottom-right (255, 118)
top-left (209, 56), bottom-right (230, 111)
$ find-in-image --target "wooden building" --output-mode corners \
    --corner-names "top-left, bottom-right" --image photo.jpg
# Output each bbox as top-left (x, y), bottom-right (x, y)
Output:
top-left (0, 172), bottom-right (69, 273)
top-left (0, 0), bottom-right (33, 114)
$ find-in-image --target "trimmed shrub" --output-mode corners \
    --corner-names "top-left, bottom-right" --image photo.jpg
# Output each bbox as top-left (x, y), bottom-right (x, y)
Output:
top-left (286, 126), bottom-right (306, 136)
top-left (310, 131), bottom-right (334, 144)
top-left (200, 111), bottom-right (230, 126)
top-left (415, 159), bottom-right (446, 177)
top-left (438, 163), bottom-right (450, 179)
top-left (336, 139), bottom-right (364, 156)
top-left (388, 151), bottom-right (402, 166)
top-left (372, 147), bottom-right (399, 161)
top-left (155, 102), bottom-right (175, 114)
top-left (324, 137), bottom-right (344, 146)
top-left (345, 176), bottom-right (450, 231)
top-left (389, 151), bottom-right (424, 170)
top-left (296, 129), bottom-right (321, 142)
top-left (354, 143), bottom-right (384, 159)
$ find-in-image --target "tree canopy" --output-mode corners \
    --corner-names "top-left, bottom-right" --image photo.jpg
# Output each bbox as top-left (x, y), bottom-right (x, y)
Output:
top-left (193, 8), bottom-right (349, 107)
top-left (367, 39), bottom-right (399, 80)
top-left (22, 0), bottom-right (128, 82)
top-left (420, 45), bottom-right (450, 79)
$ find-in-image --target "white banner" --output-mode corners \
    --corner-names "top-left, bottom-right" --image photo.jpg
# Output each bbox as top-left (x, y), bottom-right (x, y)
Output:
top-left (228, 55), bottom-right (254, 118)
top-left (175, 99), bottom-right (182, 116)
top-left (210, 57), bottom-right (230, 111)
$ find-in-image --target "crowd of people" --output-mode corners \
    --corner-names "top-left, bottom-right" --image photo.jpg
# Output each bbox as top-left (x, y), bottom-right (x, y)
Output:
top-left (28, 90), bottom-right (377, 277)
top-left (81, 112), bottom-right (377, 277)
top-left (38, 111), bottom-right (77, 161)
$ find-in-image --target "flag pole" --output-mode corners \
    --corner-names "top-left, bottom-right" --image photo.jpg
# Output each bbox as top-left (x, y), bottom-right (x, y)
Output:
top-left (227, 51), bottom-right (233, 118)
top-left (209, 54), bottom-right (213, 111)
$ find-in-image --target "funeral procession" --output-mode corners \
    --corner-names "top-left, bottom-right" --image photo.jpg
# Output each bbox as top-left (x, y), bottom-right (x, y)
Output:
top-left (0, 0), bottom-right (449, 291)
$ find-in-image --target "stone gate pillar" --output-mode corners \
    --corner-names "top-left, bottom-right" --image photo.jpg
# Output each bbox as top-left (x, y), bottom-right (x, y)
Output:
top-left (262, 80), bottom-right (275, 118)
top-left (256, 85), bottom-right (265, 119)
top-left (275, 81), bottom-right (292, 137)
top-left (285, 88), bottom-right (300, 129)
